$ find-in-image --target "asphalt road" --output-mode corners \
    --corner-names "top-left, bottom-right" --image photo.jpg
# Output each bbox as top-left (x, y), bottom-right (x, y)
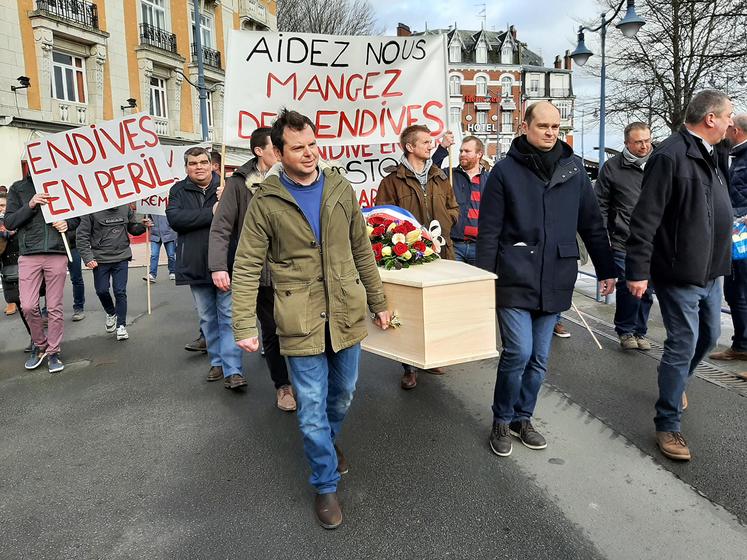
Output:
top-left (0, 267), bottom-right (745, 560)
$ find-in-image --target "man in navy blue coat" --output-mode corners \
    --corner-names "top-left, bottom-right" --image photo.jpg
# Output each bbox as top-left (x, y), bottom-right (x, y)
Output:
top-left (477, 101), bottom-right (616, 457)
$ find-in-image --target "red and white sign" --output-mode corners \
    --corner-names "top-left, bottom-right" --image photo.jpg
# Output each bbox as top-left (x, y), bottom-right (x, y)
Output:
top-left (223, 31), bottom-right (449, 148)
top-left (25, 113), bottom-right (174, 222)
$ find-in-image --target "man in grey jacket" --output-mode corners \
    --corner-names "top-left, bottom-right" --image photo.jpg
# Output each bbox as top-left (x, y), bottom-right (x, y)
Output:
top-left (596, 122), bottom-right (654, 350)
top-left (76, 205), bottom-right (147, 341)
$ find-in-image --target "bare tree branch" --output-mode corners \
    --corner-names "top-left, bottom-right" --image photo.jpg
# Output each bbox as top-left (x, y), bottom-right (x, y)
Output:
top-left (277, 0), bottom-right (381, 35)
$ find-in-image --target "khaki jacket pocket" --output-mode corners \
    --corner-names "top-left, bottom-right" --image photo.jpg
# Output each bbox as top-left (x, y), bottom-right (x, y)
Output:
top-left (273, 281), bottom-right (311, 337)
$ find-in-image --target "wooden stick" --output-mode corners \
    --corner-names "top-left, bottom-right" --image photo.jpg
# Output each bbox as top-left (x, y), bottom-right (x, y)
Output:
top-left (571, 301), bottom-right (602, 350)
top-left (448, 151), bottom-right (454, 186)
top-left (219, 142), bottom-right (227, 199)
top-left (145, 227), bottom-right (152, 315)
top-left (60, 231), bottom-right (72, 262)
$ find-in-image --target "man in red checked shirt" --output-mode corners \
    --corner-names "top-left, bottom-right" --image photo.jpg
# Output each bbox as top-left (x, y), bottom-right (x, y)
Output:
top-left (432, 133), bottom-right (488, 265)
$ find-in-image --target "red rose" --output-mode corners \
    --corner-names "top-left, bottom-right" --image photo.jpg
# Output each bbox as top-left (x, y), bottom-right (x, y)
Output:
top-left (382, 219), bottom-right (394, 228)
top-left (393, 242), bottom-right (409, 256)
top-left (393, 224), bottom-right (409, 235)
top-left (401, 221), bottom-right (418, 233)
top-left (413, 241), bottom-right (427, 252)
top-left (371, 242), bottom-right (383, 261)
top-left (368, 216), bottom-right (386, 225)
top-left (372, 225), bottom-right (386, 236)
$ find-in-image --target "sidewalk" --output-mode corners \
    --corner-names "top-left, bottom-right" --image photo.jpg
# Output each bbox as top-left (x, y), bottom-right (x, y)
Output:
top-left (571, 264), bottom-right (747, 382)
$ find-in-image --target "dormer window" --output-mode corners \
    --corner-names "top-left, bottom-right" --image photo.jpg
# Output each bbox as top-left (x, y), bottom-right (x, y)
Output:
top-left (476, 43), bottom-right (487, 63)
top-left (501, 44), bottom-right (512, 64)
top-left (449, 44), bottom-right (462, 63)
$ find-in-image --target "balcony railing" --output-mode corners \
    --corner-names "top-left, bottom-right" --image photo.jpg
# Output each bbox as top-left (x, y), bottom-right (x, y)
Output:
top-left (550, 88), bottom-right (571, 97)
top-left (35, 0), bottom-right (99, 30)
top-left (240, 0), bottom-right (267, 25)
top-left (140, 23), bottom-right (177, 54)
top-left (191, 43), bottom-right (221, 69)
top-left (526, 89), bottom-right (546, 98)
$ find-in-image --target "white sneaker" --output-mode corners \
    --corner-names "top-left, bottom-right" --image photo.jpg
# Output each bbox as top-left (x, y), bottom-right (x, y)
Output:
top-left (116, 325), bottom-right (129, 340)
top-left (105, 314), bottom-right (117, 333)
top-left (142, 274), bottom-right (157, 283)
top-left (168, 273), bottom-right (176, 280)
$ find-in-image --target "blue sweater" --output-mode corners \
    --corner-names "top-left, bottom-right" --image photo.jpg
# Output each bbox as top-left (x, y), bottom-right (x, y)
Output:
top-left (280, 170), bottom-right (325, 242)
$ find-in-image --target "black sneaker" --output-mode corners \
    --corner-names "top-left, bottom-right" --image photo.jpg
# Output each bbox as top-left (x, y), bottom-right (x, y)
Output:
top-left (24, 346), bottom-right (47, 370)
top-left (509, 420), bottom-right (547, 450)
top-left (489, 422), bottom-right (512, 457)
top-left (48, 353), bottom-right (64, 374)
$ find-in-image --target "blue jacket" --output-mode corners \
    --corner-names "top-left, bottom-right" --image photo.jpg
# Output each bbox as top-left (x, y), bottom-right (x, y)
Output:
top-left (432, 145), bottom-right (488, 241)
top-left (729, 141), bottom-right (747, 216)
top-left (477, 138), bottom-right (615, 313)
top-left (149, 214), bottom-right (177, 244)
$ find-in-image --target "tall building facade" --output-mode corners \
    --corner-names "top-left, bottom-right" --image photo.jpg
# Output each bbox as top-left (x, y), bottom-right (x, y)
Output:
top-left (0, 0), bottom-right (277, 186)
top-left (398, 23), bottom-right (575, 160)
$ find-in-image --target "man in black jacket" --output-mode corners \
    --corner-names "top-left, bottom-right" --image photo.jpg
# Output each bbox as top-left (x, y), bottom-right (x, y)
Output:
top-left (477, 101), bottom-right (616, 457)
top-left (167, 147), bottom-right (245, 390)
top-left (626, 90), bottom-right (734, 462)
top-left (209, 127), bottom-right (296, 410)
top-left (596, 122), bottom-right (654, 350)
top-left (4, 176), bottom-right (77, 373)
top-left (710, 114), bottom-right (747, 363)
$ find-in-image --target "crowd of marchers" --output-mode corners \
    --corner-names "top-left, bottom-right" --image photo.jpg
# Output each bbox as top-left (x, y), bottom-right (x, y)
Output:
top-left (0, 89), bottom-right (743, 531)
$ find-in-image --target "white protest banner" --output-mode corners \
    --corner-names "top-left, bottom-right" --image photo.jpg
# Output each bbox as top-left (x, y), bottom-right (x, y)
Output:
top-left (25, 113), bottom-right (175, 222)
top-left (320, 143), bottom-right (402, 208)
top-left (223, 31), bottom-right (448, 147)
top-left (137, 142), bottom-right (211, 215)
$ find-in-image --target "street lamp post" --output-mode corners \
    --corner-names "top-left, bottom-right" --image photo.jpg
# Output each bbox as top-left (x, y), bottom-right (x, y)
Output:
top-left (570, 0), bottom-right (645, 167)
top-left (192, 0), bottom-right (210, 142)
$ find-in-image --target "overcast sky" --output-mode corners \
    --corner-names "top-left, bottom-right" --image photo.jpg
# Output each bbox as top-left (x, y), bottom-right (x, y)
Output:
top-left (374, 0), bottom-right (625, 157)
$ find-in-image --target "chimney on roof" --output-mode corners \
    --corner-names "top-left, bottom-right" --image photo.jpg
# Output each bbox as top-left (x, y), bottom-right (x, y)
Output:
top-left (564, 49), bottom-right (573, 70)
top-left (509, 25), bottom-right (517, 41)
top-left (397, 23), bottom-right (412, 37)
top-left (554, 55), bottom-right (562, 69)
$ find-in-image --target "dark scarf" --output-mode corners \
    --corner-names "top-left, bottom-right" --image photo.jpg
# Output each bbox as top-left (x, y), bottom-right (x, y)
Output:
top-left (515, 134), bottom-right (563, 183)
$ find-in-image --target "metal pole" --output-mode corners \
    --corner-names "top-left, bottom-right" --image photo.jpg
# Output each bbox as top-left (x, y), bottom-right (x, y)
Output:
top-left (581, 108), bottom-right (585, 161)
top-left (193, 0), bottom-right (209, 142)
top-left (598, 13), bottom-right (607, 168)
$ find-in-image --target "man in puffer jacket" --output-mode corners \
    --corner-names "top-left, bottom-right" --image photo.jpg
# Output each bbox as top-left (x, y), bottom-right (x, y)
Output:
top-left (76, 204), bottom-right (146, 341)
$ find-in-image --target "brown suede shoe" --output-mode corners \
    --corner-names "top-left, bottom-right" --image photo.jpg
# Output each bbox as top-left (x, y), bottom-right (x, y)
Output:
top-left (424, 367), bottom-right (445, 375)
top-left (276, 385), bottom-right (297, 411)
top-left (655, 431), bottom-right (691, 461)
top-left (206, 366), bottom-right (223, 382)
top-left (224, 374), bottom-right (247, 390)
top-left (708, 347), bottom-right (747, 361)
top-left (315, 492), bottom-right (342, 529)
top-left (401, 370), bottom-right (417, 390)
top-left (4, 303), bottom-right (17, 316)
top-left (334, 444), bottom-right (349, 474)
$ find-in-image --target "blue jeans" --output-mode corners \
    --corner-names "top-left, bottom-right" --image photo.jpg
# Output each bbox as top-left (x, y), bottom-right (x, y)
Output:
top-left (453, 240), bottom-right (476, 265)
top-left (613, 251), bottom-right (653, 336)
top-left (190, 284), bottom-right (243, 376)
top-left (493, 308), bottom-right (557, 424)
top-left (68, 248), bottom-right (85, 312)
top-left (654, 280), bottom-right (721, 432)
top-left (93, 260), bottom-right (128, 327)
top-left (150, 240), bottom-right (176, 278)
top-left (723, 260), bottom-right (747, 352)
top-left (287, 329), bottom-right (361, 494)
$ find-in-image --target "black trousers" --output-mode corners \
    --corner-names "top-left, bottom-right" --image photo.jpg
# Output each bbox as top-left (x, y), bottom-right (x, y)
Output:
top-left (256, 285), bottom-right (291, 388)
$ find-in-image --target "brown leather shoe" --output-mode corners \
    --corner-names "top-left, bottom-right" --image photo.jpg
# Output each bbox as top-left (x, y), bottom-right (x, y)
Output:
top-left (401, 370), bottom-right (417, 390)
top-left (655, 431), bottom-right (691, 461)
top-left (276, 385), bottom-right (297, 411)
top-left (708, 347), bottom-right (747, 361)
top-left (424, 367), bottom-right (445, 375)
top-left (224, 374), bottom-right (247, 390)
top-left (334, 444), bottom-right (349, 474)
top-left (206, 366), bottom-right (223, 382)
top-left (4, 303), bottom-right (17, 316)
top-left (315, 492), bottom-right (342, 529)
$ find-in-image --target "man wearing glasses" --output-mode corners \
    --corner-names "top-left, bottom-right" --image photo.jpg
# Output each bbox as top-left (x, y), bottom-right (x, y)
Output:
top-left (596, 122), bottom-right (655, 351)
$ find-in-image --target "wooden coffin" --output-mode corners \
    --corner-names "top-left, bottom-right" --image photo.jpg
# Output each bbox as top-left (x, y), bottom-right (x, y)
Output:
top-left (362, 259), bottom-right (499, 369)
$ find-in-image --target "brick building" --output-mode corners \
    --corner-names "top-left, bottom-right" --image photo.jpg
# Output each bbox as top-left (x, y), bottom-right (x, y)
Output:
top-left (397, 23), bottom-right (575, 160)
